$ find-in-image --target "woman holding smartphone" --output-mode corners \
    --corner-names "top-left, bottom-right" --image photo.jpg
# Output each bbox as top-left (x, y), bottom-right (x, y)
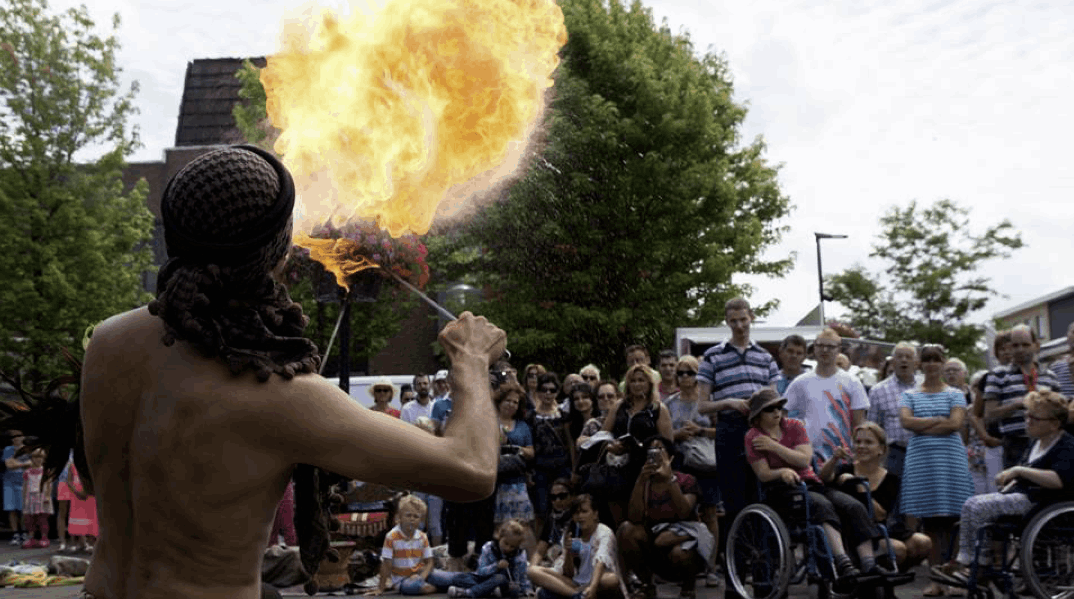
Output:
top-left (616, 436), bottom-right (712, 599)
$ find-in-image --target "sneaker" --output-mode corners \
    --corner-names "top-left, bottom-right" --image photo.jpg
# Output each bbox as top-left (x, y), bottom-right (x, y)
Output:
top-left (58, 542), bottom-right (67, 552)
top-left (8, 535), bottom-right (20, 546)
top-left (21, 538), bottom-right (36, 549)
top-left (705, 571), bottom-right (723, 588)
top-left (448, 586), bottom-right (470, 598)
top-left (38, 539), bottom-right (49, 548)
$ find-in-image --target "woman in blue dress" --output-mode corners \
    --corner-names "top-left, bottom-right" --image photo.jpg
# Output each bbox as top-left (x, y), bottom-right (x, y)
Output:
top-left (899, 344), bottom-right (974, 596)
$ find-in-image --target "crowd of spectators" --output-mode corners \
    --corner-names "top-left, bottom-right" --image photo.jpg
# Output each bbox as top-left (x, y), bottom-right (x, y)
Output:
top-left (4, 298), bottom-right (1073, 599)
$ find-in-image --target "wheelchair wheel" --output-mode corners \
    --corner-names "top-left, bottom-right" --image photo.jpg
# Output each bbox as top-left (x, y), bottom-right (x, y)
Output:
top-left (1020, 501), bottom-right (1074, 599)
top-left (726, 503), bottom-right (794, 599)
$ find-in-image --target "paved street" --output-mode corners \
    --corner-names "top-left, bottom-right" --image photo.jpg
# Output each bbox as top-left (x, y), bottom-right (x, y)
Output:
top-left (0, 539), bottom-right (939, 598)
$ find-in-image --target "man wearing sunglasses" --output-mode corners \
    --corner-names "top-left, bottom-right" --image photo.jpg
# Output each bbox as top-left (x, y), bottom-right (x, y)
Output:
top-left (783, 329), bottom-right (870, 463)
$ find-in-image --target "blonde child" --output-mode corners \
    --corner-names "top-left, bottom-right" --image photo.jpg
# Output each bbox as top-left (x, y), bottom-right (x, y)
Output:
top-left (446, 519), bottom-right (532, 598)
top-left (366, 495), bottom-right (455, 596)
top-left (21, 448), bottom-right (53, 548)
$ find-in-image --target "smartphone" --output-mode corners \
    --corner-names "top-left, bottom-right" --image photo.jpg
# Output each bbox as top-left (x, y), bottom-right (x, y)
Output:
top-left (647, 447), bottom-right (662, 464)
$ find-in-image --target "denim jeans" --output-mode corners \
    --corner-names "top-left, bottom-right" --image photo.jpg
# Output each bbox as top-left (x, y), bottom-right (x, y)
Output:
top-left (450, 571), bottom-right (519, 598)
top-left (399, 569), bottom-right (455, 595)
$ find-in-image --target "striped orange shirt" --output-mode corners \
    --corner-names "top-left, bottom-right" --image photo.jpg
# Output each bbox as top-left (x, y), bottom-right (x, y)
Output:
top-left (381, 525), bottom-right (432, 585)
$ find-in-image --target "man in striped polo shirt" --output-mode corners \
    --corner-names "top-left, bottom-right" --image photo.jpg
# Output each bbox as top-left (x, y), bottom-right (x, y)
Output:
top-left (984, 325), bottom-right (1061, 468)
top-left (697, 297), bottom-right (780, 594)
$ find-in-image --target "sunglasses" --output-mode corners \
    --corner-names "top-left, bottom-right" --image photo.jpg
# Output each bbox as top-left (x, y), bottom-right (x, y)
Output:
top-left (539, 386), bottom-right (558, 393)
top-left (761, 404), bottom-right (782, 414)
top-left (676, 370), bottom-right (697, 377)
top-left (373, 388), bottom-right (391, 392)
top-left (550, 492), bottom-right (570, 500)
top-left (581, 375), bottom-right (598, 381)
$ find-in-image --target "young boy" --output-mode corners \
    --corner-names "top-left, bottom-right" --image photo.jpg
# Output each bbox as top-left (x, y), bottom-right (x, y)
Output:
top-left (367, 495), bottom-right (455, 596)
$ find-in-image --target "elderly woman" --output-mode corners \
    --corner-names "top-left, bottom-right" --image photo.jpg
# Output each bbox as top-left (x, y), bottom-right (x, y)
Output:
top-left (933, 390), bottom-right (1074, 586)
top-left (368, 377), bottom-right (400, 418)
top-left (819, 422), bottom-right (932, 571)
top-left (899, 344), bottom-right (975, 596)
top-left (745, 389), bottom-right (883, 580)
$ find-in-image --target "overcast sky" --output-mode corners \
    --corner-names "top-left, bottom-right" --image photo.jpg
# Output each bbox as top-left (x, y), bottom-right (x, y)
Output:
top-left (56, 0), bottom-right (1073, 330)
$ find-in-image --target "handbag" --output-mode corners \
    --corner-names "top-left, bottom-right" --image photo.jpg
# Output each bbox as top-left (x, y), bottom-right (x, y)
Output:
top-left (579, 442), bottom-right (628, 495)
top-left (680, 435), bottom-right (718, 473)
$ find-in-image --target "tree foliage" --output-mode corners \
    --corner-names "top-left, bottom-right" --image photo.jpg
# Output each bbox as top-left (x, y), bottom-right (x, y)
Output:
top-left (429, 0), bottom-right (792, 378)
top-left (826, 198), bottom-right (1023, 365)
top-left (0, 0), bottom-right (154, 387)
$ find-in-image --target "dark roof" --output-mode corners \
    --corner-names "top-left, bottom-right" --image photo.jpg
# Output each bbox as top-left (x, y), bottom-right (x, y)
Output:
top-left (174, 57), bottom-right (266, 147)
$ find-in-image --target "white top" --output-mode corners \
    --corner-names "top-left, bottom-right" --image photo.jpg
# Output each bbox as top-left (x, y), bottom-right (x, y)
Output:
top-left (784, 369), bottom-right (870, 462)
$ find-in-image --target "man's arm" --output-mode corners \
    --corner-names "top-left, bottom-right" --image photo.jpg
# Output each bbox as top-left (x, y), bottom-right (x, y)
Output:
top-left (984, 394), bottom-right (1024, 421)
top-left (277, 313), bottom-right (505, 501)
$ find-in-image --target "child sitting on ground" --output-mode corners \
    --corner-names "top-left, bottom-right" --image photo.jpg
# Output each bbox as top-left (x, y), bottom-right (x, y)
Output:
top-left (447, 519), bottom-right (532, 598)
top-left (21, 448), bottom-right (53, 548)
top-left (366, 494), bottom-right (455, 596)
top-left (527, 494), bottom-right (620, 599)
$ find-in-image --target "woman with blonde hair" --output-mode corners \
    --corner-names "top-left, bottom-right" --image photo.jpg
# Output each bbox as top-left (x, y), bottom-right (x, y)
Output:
top-left (820, 421), bottom-right (932, 571)
top-left (369, 377), bottom-right (400, 418)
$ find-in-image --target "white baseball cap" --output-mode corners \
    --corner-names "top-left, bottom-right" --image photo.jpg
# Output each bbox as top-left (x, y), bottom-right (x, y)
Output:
top-left (434, 369), bottom-right (449, 381)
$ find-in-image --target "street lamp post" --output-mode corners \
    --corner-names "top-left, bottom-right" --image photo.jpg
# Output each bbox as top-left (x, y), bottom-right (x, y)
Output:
top-left (814, 232), bottom-right (848, 327)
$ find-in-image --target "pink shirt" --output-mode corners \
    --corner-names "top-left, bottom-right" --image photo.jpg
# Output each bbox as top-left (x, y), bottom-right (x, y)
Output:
top-left (744, 418), bottom-right (820, 484)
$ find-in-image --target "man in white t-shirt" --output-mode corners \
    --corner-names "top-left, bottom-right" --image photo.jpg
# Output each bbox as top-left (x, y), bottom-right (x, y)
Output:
top-left (783, 328), bottom-right (869, 463)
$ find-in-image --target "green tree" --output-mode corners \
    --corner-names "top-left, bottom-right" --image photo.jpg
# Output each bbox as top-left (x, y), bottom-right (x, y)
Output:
top-left (826, 198), bottom-right (1023, 366)
top-left (429, 0), bottom-right (792, 377)
top-left (0, 0), bottom-right (154, 387)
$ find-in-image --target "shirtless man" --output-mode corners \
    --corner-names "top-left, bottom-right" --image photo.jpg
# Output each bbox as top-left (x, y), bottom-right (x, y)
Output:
top-left (76, 146), bottom-right (505, 599)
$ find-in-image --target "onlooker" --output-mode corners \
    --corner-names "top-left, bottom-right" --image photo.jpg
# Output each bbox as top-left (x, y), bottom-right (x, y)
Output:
top-left (835, 353), bottom-right (851, 371)
top-left (984, 325), bottom-right (1061, 468)
top-left (532, 479), bottom-right (574, 567)
top-left (367, 495), bottom-right (454, 595)
top-left (55, 450), bottom-right (73, 551)
top-left (975, 331), bottom-right (1014, 481)
top-left (447, 519), bottom-right (531, 599)
top-left (775, 334), bottom-right (809, 395)
top-left (565, 384), bottom-right (598, 478)
top-left (657, 350), bottom-right (679, 401)
top-left (745, 389), bottom-right (882, 581)
top-left (3, 431), bottom-right (29, 545)
top-left (967, 371), bottom-right (1003, 494)
top-left (574, 381), bottom-right (620, 486)
top-left (1050, 322), bottom-right (1074, 398)
top-left (898, 344), bottom-right (974, 596)
top-left (432, 374), bottom-right (455, 435)
top-left (932, 390), bottom-right (1074, 587)
top-left (560, 374), bottom-right (584, 410)
top-left (600, 365), bottom-right (674, 525)
top-left (527, 494), bottom-right (619, 599)
top-left (400, 384), bottom-right (417, 406)
top-left (620, 345), bottom-right (661, 393)
top-left (370, 377), bottom-right (401, 418)
top-left (494, 384), bottom-right (536, 531)
top-left (433, 370), bottom-right (452, 403)
top-left (523, 364), bottom-right (549, 410)
top-left (663, 355), bottom-right (722, 588)
top-left (268, 478), bottom-right (297, 547)
top-left (65, 458), bottom-right (97, 553)
top-left (946, 359), bottom-right (996, 495)
top-left (617, 436), bottom-right (713, 599)
top-left (529, 373), bottom-right (572, 533)
top-left (696, 297), bottom-right (779, 597)
top-left (20, 448), bottom-right (52, 548)
top-left (867, 342), bottom-right (918, 477)
top-left (579, 365), bottom-right (601, 388)
top-left (818, 422), bottom-right (932, 572)
top-left (402, 374), bottom-right (436, 424)
top-left (784, 328), bottom-right (869, 463)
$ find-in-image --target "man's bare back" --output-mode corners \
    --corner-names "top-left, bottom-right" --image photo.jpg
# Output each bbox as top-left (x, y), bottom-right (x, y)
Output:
top-left (81, 307), bottom-right (503, 599)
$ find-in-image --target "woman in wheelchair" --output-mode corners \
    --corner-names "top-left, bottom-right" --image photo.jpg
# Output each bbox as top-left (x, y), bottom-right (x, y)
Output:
top-left (819, 421), bottom-right (933, 571)
top-left (744, 389), bottom-right (885, 581)
top-left (932, 390), bottom-right (1074, 586)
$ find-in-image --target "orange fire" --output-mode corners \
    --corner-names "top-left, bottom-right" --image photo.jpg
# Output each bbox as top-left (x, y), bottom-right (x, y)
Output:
top-left (261, 0), bottom-right (567, 287)
top-left (293, 234), bottom-right (379, 287)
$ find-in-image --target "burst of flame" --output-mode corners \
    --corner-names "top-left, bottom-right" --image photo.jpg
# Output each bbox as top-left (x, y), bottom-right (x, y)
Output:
top-left (262, 0), bottom-right (567, 287)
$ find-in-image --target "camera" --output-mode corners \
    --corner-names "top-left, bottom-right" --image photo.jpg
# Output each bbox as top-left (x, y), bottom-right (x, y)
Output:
top-left (501, 445), bottom-right (521, 456)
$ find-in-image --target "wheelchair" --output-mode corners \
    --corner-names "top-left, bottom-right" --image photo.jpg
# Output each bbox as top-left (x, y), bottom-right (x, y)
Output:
top-left (725, 479), bottom-right (915, 599)
top-left (938, 500), bottom-right (1074, 599)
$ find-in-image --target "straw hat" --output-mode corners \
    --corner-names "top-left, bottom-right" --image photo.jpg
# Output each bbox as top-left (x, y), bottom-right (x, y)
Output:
top-left (368, 377), bottom-right (397, 399)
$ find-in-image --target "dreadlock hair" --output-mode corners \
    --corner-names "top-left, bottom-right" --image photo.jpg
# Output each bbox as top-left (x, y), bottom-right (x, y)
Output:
top-left (147, 145), bottom-right (338, 581)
